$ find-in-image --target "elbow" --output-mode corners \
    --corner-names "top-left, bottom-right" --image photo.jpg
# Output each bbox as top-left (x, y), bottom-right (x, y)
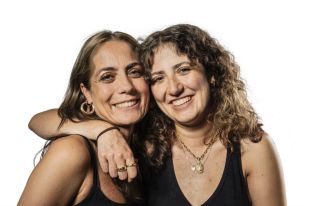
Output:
top-left (28, 113), bottom-right (49, 140)
top-left (28, 114), bottom-right (37, 132)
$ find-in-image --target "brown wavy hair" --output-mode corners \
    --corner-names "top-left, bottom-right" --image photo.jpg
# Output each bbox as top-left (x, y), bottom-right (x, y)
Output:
top-left (51, 30), bottom-right (143, 203)
top-left (138, 24), bottom-right (264, 170)
top-left (58, 31), bottom-right (140, 124)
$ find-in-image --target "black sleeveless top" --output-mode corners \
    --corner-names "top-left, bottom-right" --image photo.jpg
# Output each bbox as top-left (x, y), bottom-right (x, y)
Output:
top-left (75, 138), bottom-right (144, 206)
top-left (142, 143), bottom-right (252, 206)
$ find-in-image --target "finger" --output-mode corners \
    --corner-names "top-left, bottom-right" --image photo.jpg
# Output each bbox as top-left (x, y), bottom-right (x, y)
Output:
top-left (97, 153), bottom-right (109, 173)
top-left (115, 154), bottom-right (128, 180)
top-left (107, 154), bottom-right (118, 178)
top-left (126, 156), bottom-right (137, 182)
top-left (96, 136), bottom-right (110, 173)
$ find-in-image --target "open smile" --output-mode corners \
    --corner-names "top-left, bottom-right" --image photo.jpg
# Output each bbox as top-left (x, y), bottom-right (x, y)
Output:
top-left (113, 99), bottom-right (139, 108)
top-left (171, 96), bottom-right (192, 106)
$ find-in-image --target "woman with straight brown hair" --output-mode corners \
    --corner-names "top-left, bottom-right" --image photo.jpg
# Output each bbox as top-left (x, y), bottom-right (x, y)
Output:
top-left (18, 30), bottom-right (149, 206)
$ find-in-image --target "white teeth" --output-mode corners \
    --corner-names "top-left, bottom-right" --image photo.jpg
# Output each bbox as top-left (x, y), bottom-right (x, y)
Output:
top-left (172, 97), bottom-right (191, 106)
top-left (114, 100), bottom-right (137, 108)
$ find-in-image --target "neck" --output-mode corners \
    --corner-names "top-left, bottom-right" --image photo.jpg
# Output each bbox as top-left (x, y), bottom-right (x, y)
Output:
top-left (175, 121), bottom-right (213, 148)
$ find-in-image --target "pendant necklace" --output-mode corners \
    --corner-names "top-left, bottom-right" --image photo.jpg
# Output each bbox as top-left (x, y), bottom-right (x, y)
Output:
top-left (176, 134), bottom-right (216, 174)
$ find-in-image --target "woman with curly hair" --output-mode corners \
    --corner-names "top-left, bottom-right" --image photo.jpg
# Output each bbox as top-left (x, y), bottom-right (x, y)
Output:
top-left (136, 24), bottom-right (286, 206)
top-left (28, 24), bottom-right (286, 206)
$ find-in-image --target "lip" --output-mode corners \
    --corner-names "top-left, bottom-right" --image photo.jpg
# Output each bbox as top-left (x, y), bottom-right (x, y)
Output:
top-left (112, 98), bottom-right (140, 109)
top-left (169, 95), bottom-right (192, 105)
top-left (168, 96), bottom-right (193, 110)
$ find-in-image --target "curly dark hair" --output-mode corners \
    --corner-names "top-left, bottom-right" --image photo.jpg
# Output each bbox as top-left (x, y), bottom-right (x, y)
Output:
top-left (137, 24), bottom-right (264, 170)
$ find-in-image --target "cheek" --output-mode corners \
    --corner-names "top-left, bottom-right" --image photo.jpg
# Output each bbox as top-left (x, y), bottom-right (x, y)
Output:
top-left (140, 86), bottom-right (150, 106)
top-left (197, 81), bottom-right (211, 106)
top-left (151, 85), bottom-right (164, 102)
top-left (188, 74), bottom-right (209, 90)
top-left (91, 85), bottom-right (112, 105)
top-left (134, 80), bottom-right (149, 95)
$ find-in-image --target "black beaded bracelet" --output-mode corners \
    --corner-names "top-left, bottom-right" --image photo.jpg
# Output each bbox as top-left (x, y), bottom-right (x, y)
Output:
top-left (96, 126), bottom-right (120, 141)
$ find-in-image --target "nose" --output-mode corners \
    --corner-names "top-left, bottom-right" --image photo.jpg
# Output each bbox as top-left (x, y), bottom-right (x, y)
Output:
top-left (117, 74), bottom-right (136, 94)
top-left (167, 76), bottom-right (184, 96)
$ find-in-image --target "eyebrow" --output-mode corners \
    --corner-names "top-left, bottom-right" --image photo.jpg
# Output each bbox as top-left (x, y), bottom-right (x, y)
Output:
top-left (95, 62), bottom-right (141, 76)
top-left (125, 62), bottom-right (142, 71)
top-left (151, 61), bottom-right (191, 76)
top-left (172, 61), bottom-right (191, 69)
top-left (95, 67), bottom-right (116, 77)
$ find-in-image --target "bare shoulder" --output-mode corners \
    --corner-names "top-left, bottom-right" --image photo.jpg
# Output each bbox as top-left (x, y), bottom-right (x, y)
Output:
top-left (240, 133), bottom-right (277, 155)
top-left (45, 135), bottom-right (91, 169)
top-left (240, 133), bottom-right (281, 176)
top-left (240, 134), bottom-right (286, 205)
top-left (17, 135), bottom-right (93, 206)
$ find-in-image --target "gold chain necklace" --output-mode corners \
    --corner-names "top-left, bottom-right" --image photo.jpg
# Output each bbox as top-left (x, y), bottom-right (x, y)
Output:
top-left (176, 134), bottom-right (216, 174)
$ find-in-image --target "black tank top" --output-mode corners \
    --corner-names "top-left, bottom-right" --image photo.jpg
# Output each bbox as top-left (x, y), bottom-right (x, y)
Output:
top-left (142, 143), bottom-right (252, 206)
top-left (76, 138), bottom-right (144, 206)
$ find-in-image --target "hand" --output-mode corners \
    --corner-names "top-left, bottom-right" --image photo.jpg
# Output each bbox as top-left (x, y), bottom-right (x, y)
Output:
top-left (96, 129), bottom-right (137, 182)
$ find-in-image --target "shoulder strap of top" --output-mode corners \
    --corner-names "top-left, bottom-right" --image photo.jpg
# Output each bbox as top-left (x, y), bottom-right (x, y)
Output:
top-left (81, 137), bottom-right (100, 187)
top-left (232, 141), bottom-right (241, 154)
top-left (231, 140), bottom-right (247, 182)
top-left (230, 141), bottom-right (243, 174)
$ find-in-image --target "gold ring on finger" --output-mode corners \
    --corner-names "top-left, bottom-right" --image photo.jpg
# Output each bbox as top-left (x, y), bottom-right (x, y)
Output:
top-left (116, 166), bottom-right (127, 172)
top-left (126, 162), bottom-right (137, 168)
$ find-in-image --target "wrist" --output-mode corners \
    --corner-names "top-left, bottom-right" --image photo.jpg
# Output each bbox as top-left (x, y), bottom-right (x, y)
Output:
top-left (96, 126), bottom-right (120, 141)
top-left (77, 120), bottom-right (114, 140)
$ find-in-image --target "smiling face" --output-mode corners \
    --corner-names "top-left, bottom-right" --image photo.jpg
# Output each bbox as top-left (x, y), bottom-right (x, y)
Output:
top-left (81, 40), bottom-right (149, 126)
top-left (150, 44), bottom-right (210, 127)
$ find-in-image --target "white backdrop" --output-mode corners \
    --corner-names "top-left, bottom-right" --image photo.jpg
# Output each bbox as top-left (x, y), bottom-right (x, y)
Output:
top-left (1, 0), bottom-right (309, 205)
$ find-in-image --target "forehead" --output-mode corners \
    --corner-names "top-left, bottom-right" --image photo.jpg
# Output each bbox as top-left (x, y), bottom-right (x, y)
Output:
top-left (152, 44), bottom-right (190, 72)
top-left (92, 40), bottom-right (138, 69)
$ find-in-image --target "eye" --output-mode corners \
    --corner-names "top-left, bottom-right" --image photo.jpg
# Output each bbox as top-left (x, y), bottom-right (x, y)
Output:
top-left (128, 67), bottom-right (144, 78)
top-left (99, 72), bottom-right (115, 83)
top-left (177, 66), bottom-right (191, 75)
top-left (151, 75), bottom-right (164, 85)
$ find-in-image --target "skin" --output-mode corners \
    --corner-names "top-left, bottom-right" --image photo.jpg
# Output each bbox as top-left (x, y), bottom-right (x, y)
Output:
top-left (151, 44), bottom-right (226, 205)
top-left (81, 40), bottom-right (149, 126)
top-left (151, 44), bottom-right (211, 129)
top-left (149, 44), bottom-right (286, 206)
top-left (28, 109), bottom-right (138, 181)
top-left (28, 42), bottom-right (286, 206)
top-left (18, 40), bottom-right (149, 205)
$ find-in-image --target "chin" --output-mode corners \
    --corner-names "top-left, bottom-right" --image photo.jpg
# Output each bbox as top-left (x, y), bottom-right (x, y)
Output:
top-left (174, 114), bottom-right (204, 126)
top-left (115, 116), bottom-right (141, 126)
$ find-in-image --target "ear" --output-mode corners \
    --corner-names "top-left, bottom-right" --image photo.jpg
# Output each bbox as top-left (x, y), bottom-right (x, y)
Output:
top-left (80, 83), bottom-right (93, 104)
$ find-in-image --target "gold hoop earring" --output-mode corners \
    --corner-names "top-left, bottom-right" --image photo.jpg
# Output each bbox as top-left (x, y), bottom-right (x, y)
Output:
top-left (80, 101), bottom-right (95, 115)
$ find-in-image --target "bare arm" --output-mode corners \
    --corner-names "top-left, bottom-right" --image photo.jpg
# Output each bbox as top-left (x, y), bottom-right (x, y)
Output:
top-left (28, 109), bottom-right (137, 181)
top-left (28, 109), bottom-right (112, 140)
top-left (242, 135), bottom-right (287, 206)
top-left (18, 135), bottom-right (90, 206)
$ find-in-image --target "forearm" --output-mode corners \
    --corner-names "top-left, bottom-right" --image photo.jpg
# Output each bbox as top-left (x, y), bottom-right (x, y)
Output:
top-left (28, 109), bottom-right (64, 139)
top-left (28, 108), bottom-right (137, 181)
top-left (28, 109), bottom-right (114, 140)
